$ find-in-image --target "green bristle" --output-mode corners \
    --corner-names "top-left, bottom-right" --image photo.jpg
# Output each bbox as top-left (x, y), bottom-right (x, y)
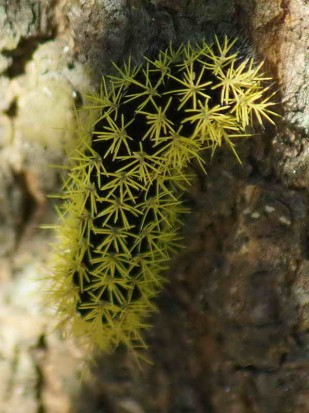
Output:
top-left (47, 36), bottom-right (277, 357)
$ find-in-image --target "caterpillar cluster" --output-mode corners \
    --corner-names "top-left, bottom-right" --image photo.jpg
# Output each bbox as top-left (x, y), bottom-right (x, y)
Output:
top-left (47, 37), bottom-right (276, 356)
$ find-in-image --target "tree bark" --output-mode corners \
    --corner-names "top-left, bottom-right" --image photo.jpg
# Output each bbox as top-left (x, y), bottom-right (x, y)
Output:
top-left (0, 1), bottom-right (308, 412)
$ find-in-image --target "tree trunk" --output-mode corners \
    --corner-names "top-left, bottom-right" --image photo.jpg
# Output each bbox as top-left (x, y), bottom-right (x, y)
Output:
top-left (0, 1), bottom-right (308, 412)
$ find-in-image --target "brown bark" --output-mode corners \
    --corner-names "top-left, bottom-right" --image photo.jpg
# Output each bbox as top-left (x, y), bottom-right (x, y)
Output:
top-left (0, 1), bottom-right (308, 412)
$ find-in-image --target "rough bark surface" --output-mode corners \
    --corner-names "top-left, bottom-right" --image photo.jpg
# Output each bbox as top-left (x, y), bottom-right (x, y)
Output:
top-left (0, 1), bottom-right (308, 413)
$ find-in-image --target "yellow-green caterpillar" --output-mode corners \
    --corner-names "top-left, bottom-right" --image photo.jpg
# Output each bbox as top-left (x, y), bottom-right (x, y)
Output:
top-left (47, 37), bottom-right (276, 356)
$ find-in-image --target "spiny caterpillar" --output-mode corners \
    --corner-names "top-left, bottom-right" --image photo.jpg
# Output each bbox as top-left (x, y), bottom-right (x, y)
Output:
top-left (47, 37), bottom-right (276, 357)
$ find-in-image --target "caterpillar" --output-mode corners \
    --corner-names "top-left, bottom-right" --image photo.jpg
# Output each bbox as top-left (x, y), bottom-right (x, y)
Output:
top-left (47, 36), bottom-right (276, 357)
